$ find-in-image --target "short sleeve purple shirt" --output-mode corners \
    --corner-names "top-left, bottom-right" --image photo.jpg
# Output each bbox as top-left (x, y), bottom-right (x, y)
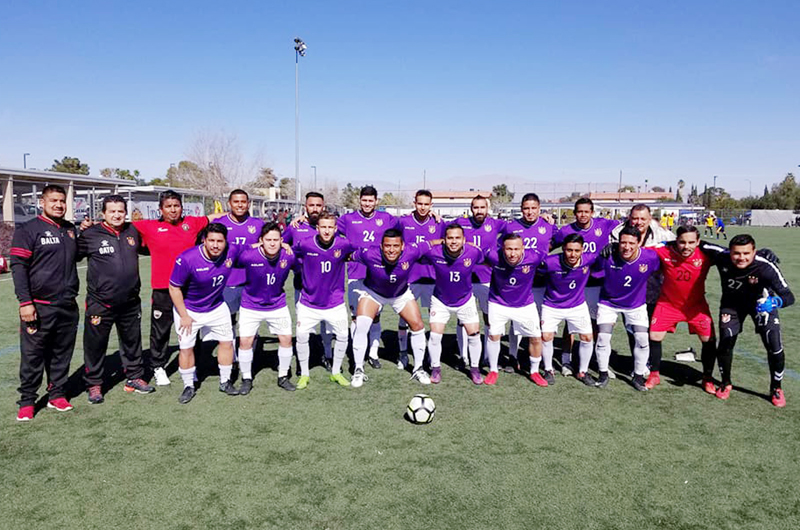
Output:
top-left (217, 214), bottom-right (264, 286)
top-left (293, 236), bottom-right (354, 309)
top-left (486, 249), bottom-right (545, 308)
top-left (597, 248), bottom-right (661, 309)
top-left (169, 245), bottom-right (234, 312)
top-left (398, 214), bottom-right (443, 283)
top-left (425, 244), bottom-right (485, 307)
top-left (553, 218), bottom-right (620, 280)
top-left (541, 254), bottom-right (598, 309)
top-left (337, 210), bottom-right (398, 280)
top-left (235, 247), bottom-right (295, 311)
top-left (454, 216), bottom-right (504, 283)
top-left (354, 243), bottom-right (428, 299)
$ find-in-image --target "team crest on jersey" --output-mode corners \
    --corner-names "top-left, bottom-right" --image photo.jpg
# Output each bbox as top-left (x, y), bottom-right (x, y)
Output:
top-left (639, 264), bottom-right (648, 273)
top-left (248, 225), bottom-right (257, 234)
top-left (334, 249), bottom-right (342, 258)
top-left (376, 219), bottom-right (384, 227)
top-left (182, 223), bottom-right (190, 231)
top-left (464, 258), bottom-right (472, 267)
top-left (582, 266), bottom-right (589, 274)
top-left (153, 310), bottom-right (162, 320)
top-left (692, 259), bottom-right (703, 268)
top-left (90, 315), bottom-right (102, 326)
top-left (127, 236), bottom-right (136, 246)
top-left (721, 313), bottom-right (731, 323)
top-left (484, 224), bottom-right (492, 232)
top-left (595, 228), bottom-right (603, 236)
top-left (225, 258), bottom-right (233, 268)
top-left (428, 225), bottom-right (436, 234)
top-left (45, 231), bottom-right (52, 237)
top-left (651, 317), bottom-right (658, 325)
top-left (401, 261), bottom-right (410, 270)
top-left (538, 227), bottom-right (546, 234)
top-left (279, 259), bottom-right (288, 269)
top-left (521, 265), bottom-right (531, 274)
top-left (26, 326), bottom-right (37, 335)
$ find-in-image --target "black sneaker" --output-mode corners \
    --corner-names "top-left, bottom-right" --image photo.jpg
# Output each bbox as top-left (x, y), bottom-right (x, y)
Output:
top-left (367, 357), bottom-right (382, 369)
top-left (632, 374), bottom-right (648, 392)
top-left (597, 372), bottom-right (610, 388)
top-left (277, 376), bottom-right (296, 392)
top-left (321, 357), bottom-right (332, 372)
top-left (239, 379), bottom-right (253, 396)
top-left (178, 386), bottom-right (196, 404)
top-left (544, 370), bottom-right (556, 386)
top-left (577, 372), bottom-right (599, 387)
top-left (219, 381), bottom-right (239, 396)
top-left (124, 378), bottom-right (155, 394)
top-left (87, 385), bottom-right (104, 404)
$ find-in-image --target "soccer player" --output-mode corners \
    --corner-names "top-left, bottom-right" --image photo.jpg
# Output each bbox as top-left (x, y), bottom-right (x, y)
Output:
top-left (11, 185), bottom-right (79, 420)
top-left (484, 234), bottom-right (546, 386)
top-left (704, 214), bottom-right (715, 237)
top-left (78, 195), bottom-right (154, 404)
top-left (337, 186), bottom-right (398, 369)
top-left (702, 235), bottom-right (794, 407)
top-left (169, 223), bottom-right (238, 404)
top-left (283, 191), bottom-right (333, 368)
top-left (293, 212), bottom-right (355, 387)
top-left (349, 229), bottom-right (431, 387)
top-left (217, 189), bottom-right (265, 324)
top-left (552, 197), bottom-right (619, 375)
top-left (594, 226), bottom-right (661, 390)
top-left (455, 195), bottom-right (504, 368)
top-left (424, 223), bottom-right (486, 385)
top-left (539, 234), bottom-right (598, 387)
top-left (647, 226), bottom-right (716, 390)
top-left (396, 189), bottom-right (443, 369)
top-left (231, 222), bottom-right (297, 393)
top-left (715, 216), bottom-right (727, 240)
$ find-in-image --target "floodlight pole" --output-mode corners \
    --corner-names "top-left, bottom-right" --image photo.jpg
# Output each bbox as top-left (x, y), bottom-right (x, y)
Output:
top-left (294, 38), bottom-right (306, 206)
top-left (23, 153), bottom-right (30, 169)
top-left (311, 165), bottom-right (317, 190)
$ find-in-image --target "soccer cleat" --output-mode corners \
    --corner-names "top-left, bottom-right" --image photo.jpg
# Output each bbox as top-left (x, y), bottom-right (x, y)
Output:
top-left (715, 384), bottom-right (732, 401)
top-left (771, 389), bottom-right (786, 408)
top-left (702, 377), bottom-right (717, 395)
top-left (577, 372), bottom-right (599, 387)
top-left (87, 385), bottom-right (104, 404)
top-left (632, 374), bottom-right (648, 392)
top-left (606, 369), bottom-right (617, 379)
top-left (47, 397), bottom-right (74, 412)
top-left (410, 369), bottom-right (431, 385)
top-left (501, 363), bottom-right (516, 374)
top-left (153, 367), bottom-right (171, 386)
top-left (350, 368), bottom-right (367, 388)
top-left (561, 364), bottom-right (574, 377)
top-left (430, 366), bottom-right (441, 384)
top-left (645, 372), bottom-right (661, 390)
top-left (321, 357), bottom-right (333, 372)
top-left (397, 351), bottom-right (409, 370)
top-left (367, 357), bottom-right (382, 370)
top-left (470, 367), bottom-right (483, 385)
top-left (597, 372), bottom-right (610, 388)
top-left (219, 381), bottom-right (239, 396)
top-left (124, 378), bottom-right (155, 394)
top-left (16, 405), bottom-right (34, 422)
top-left (544, 370), bottom-right (556, 386)
top-left (484, 371), bottom-right (499, 386)
top-left (330, 373), bottom-right (351, 387)
top-left (239, 379), bottom-right (253, 395)
top-left (296, 375), bottom-right (310, 390)
top-left (178, 386), bottom-right (196, 404)
top-left (277, 376), bottom-right (296, 392)
top-left (530, 372), bottom-right (548, 387)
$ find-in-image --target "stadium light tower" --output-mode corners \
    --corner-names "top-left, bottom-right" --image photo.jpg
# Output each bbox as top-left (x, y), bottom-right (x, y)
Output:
top-left (23, 153), bottom-right (30, 169)
top-left (311, 165), bottom-right (317, 190)
top-left (294, 37), bottom-right (307, 206)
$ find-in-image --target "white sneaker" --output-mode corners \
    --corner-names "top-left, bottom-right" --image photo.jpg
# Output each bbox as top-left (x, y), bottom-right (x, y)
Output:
top-left (410, 369), bottom-right (431, 385)
top-left (607, 370), bottom-right (617, 379)
top-left (351, 368), bottom-right (367, 388)
top-left (561, 364), bottom-right (574, 377)
top-left (153, 367), bottom-right (171, 386)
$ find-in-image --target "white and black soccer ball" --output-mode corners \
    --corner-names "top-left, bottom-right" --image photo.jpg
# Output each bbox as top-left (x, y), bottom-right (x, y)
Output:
top-left (406, 394), bottom-right (435, 424)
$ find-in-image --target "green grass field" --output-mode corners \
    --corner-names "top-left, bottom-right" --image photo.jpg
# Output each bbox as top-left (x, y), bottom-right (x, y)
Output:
top-left (1, 226), bottom-right (799, 530)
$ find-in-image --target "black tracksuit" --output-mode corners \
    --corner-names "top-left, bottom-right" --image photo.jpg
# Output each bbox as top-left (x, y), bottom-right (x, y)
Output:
top-left (78, 222), bottom-right (145, 386)
top-left (10, 215), bottom-right (79, 407)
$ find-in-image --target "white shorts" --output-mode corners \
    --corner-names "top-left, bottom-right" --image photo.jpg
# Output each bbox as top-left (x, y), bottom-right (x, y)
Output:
top-left (238, 306), bottom-right (293, 338)
top-left (430, 295), bottom-right (480, 326)
top-left (296, 303), bottom-right (349, 338)
top-left (596, 303), bottom-right (649, 331)
top-left (410, 282), bottom-right (434, 309)
top-left (488, 301), bottom-right (542, 337)
top-left (472, 283), bottom-right (490, 314)
top-left (540, 303), bottom-right (593, 335)
top-left (173, 303), bottom-right (234, 350)
top-left (585, 286), bottom-right (601, 320)
top-left (355, 285), bottom-right (416, 315)
top-left (347, 279), bottom-right (365, 313)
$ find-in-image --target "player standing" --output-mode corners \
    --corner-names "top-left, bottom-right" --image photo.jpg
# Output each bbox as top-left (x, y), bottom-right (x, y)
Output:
top-left (594, 226), bottom-right (661, 390)
top-left (715, 217), bottom-right (727, 240)
top-left (11, 185), bottom-right (79, 420)
top-left (483, 234), bottom-right (546, 386)
top-left (396, 189), bottom-right (443, 369)
top-left (78, 195), bottom-right (154, 404)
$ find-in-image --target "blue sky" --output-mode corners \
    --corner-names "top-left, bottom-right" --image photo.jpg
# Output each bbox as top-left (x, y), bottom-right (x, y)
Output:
top-left (1, 1), bottom-right (797, 198)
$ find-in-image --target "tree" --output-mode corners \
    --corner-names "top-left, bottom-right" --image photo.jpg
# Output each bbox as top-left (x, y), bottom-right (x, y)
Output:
top-left (618, 185), bottom-right (635, 193)
top-left (165, 161), bottom-right (205, 189)
top-left (50, 156), bottom-right (89, 175)
top-left (321, 181), bottom-right (340, 207)
top-left (244, 167), bottom-right (277, 194)
top-left (278, 178), bottom-right (296, 200)
top-left (148, 177), bottom-right (170, 186)
top-left (340, 183), bottom-right (361, 210)
top-left (101, 167), bottom-right (141, 182)
top-left (491, 184), bottom-right (514, 209)
top-left (676, 179), bottom-right (685, 202)
top-left (651, 186), bottom-right (666, 192)
top-left (380, 192), bottom-right (409, 206)
top-left (186, 130), bottom-right (261, 197)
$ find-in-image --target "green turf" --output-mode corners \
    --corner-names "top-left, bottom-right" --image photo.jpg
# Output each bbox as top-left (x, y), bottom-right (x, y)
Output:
top-left (1, 227), bottom-right (799, 530)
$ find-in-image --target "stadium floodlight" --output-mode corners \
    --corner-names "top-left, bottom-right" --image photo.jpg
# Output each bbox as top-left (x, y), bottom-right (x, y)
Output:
top-left (294, 37), bottom-right (307, 205)
top-left (294, 37), bottom-right (307, 56)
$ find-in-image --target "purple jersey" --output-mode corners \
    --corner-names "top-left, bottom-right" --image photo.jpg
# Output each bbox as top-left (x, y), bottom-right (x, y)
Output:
top-left (169, 245), bottom-right (234, 312)
top-left (293, 236), bottom-right (354, 309)
top-left (337, 210), bottom-right (398, 280)
top-left (502, 217), bottom-right (555, 253)
top-left (425, 244), bottom-right (485, 307)
top-left (541, 254), bottom-right (598, 309)
top-left (596, 248), bottom-right (661, 309)
top-left (455, 216), bottom-right (504, 283)
top-left (485, 248), bottom-right (546, 308)
top-left (398, 214), bottom-right (443, 283)
top-left (235, 247), bottom-right (295, 311)
top-left (353, 242), bottom-right (428, 299)
top-left (217, 214), bottom-right (264, 286)
top-left (553, 218), bottom-right (619, 281)
top-left (282, 221), bottom-right (317, 245)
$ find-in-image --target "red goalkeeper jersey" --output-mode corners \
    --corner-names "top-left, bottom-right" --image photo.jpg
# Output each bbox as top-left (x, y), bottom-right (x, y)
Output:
top-left (654, 245), bottom-right (712, 308)
top-left (133, 216), bottom-right (208, 289)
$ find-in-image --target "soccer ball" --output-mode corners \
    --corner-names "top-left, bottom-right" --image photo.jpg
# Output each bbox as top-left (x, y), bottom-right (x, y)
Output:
top-left (406, 394), bottom-right (435, 424)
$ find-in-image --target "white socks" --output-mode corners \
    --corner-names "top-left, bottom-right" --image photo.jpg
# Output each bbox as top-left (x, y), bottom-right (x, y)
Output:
top-left (595, 332), bottom-right (612, 372)
top-left (541, 340), bottom-right (554, 372)
top-left (426, 332), bottom-right (443, 371)
top-left (277, 345), bottom-right (293, 377)
top-left (486, 338), bottom-right (501, 372)
top-left (238, 348), bottom-right (254, 380)
top-left (179, 367), bottom-right (195, 388)
top-left (410, 329), bottom-right (427, 369)
top-left (352, 315), bottom-right (373, 371)
top-left (296, 333), bottom-right (311, 376)
top-left (578, 340), bottom-right (593, 374)
top-left (467, 334), bottom-right (482, 368)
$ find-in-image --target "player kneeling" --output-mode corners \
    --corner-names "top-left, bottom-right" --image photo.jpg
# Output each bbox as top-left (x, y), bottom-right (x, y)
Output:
top-left (169, 223), bottom-right (238, 404)
top-left (233, 223), bottom-right (296, 393)
top-left (540, 234), bottom-right (598, 387)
